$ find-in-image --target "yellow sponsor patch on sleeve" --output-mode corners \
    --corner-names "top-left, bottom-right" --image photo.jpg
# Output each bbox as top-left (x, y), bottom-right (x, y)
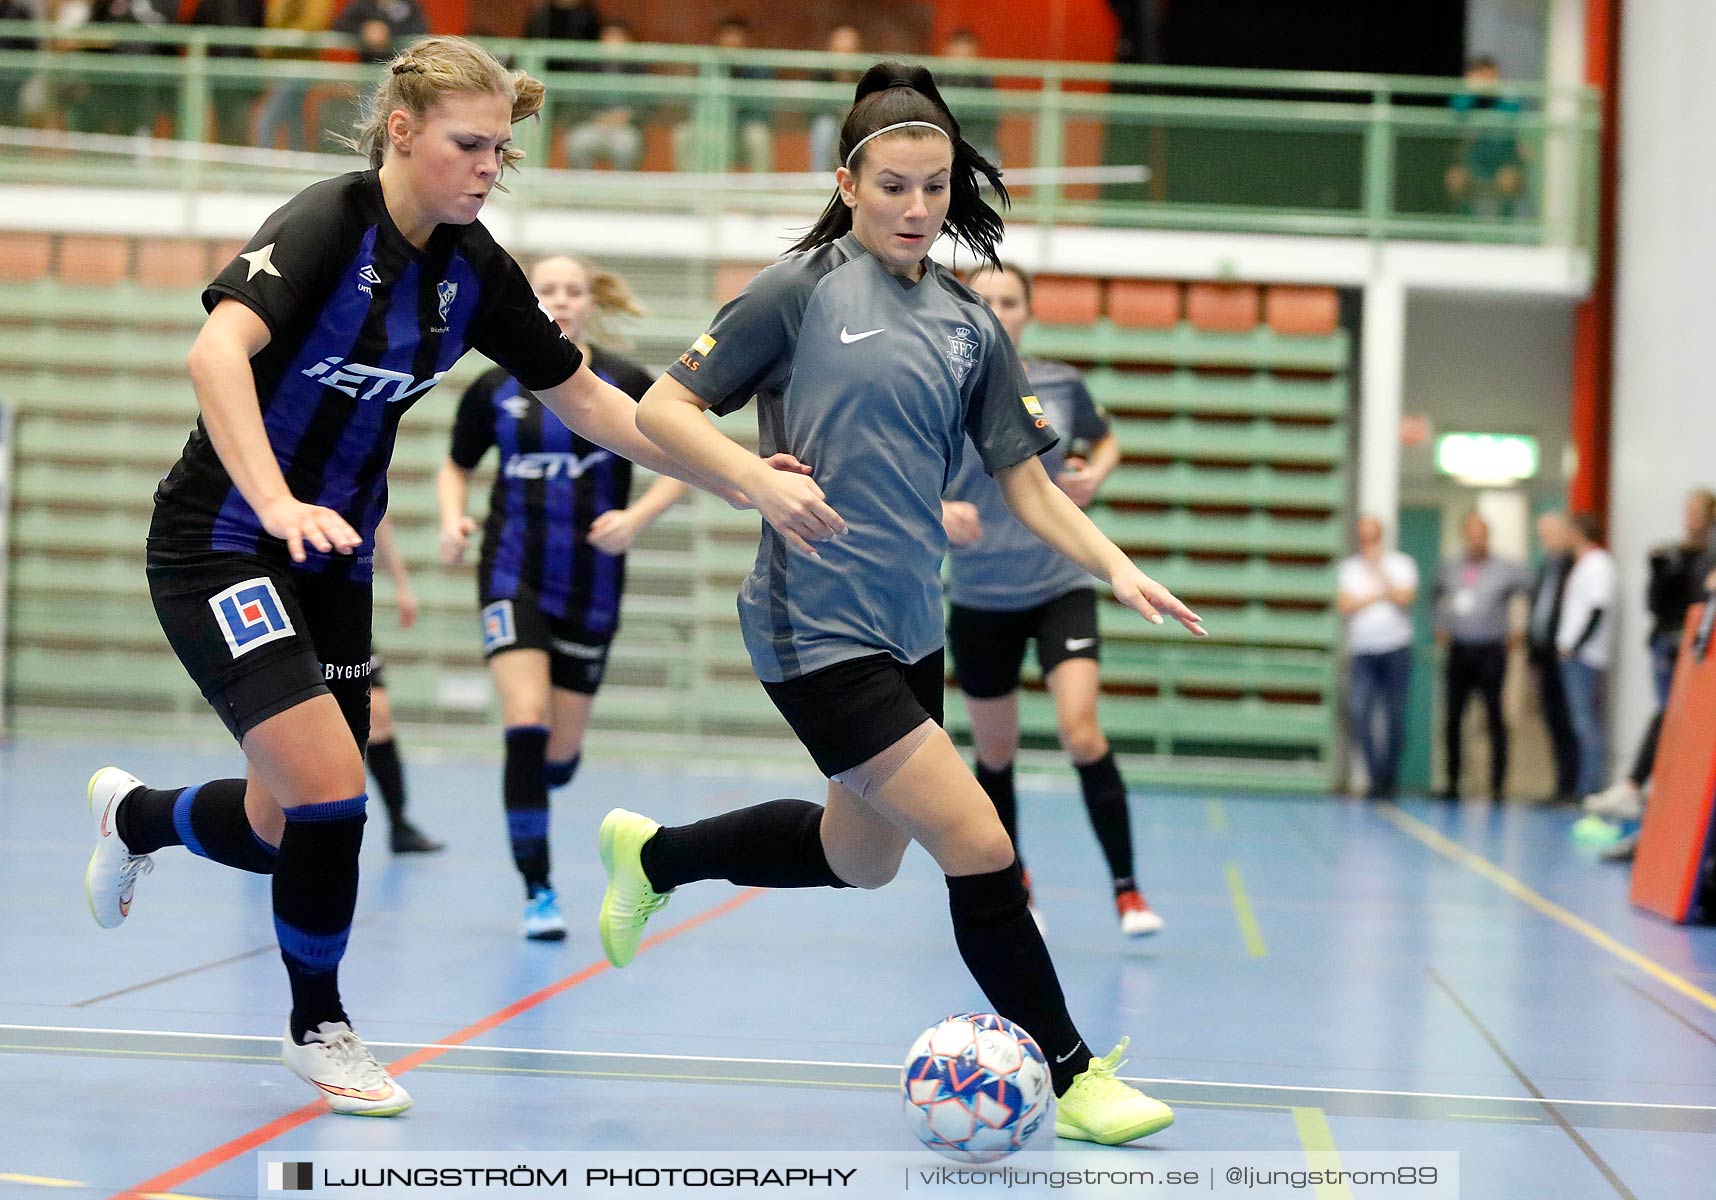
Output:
top-left (1022, 394), bottom-right (1044, 417)
top-left (693, 333), bottom-right (717, 356)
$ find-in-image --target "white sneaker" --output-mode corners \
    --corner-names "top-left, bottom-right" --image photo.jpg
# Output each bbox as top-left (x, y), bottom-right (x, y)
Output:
top-left (282, 1021), bottom-right (413, 1116)
top-left (84, 767), bottom-right (154, 929)
top-left (1116, 889), bottom-right (1165, 937)
top-left (1583, 780), bottom-right (1644, 821)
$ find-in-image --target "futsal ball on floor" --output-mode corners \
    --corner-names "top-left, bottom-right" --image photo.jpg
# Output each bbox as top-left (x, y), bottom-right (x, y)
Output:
top-left (901, 1012), bottom-right (1054, 1163)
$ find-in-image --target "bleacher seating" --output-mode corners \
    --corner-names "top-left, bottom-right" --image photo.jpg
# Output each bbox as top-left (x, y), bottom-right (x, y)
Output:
top-left (0, 233), bottom-right (1347, 788)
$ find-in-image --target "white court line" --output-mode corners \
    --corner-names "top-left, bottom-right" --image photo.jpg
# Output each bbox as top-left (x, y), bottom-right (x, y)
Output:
top-left (5, 1023), bottom-right (1714, 1114)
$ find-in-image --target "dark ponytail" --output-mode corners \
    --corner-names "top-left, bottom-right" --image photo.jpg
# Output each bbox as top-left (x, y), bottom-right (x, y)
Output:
top-left (789, 61), bottom-right (1009, 269)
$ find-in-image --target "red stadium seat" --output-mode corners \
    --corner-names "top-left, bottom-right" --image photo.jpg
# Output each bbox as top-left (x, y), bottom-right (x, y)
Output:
top-left (1264, 285), bottom-right (1340, 336)
top-left (1186, 282), bottom-right (1259, 332)
top-left (208, 240), bottom-right (250, 278)
top-left (136, 239), bottom-right (211, 289)
top-left (1107, 280), bottom-right (1181, 329)
top-left (57, 235), bottom-right (131, 286)
top-left (0, 232), bottom-right (53, 282)
top-left (1030, 275), bottom-right (1102, 325)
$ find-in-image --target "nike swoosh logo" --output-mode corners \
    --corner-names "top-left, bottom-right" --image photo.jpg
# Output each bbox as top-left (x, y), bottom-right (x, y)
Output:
top-left (1054, 1042), bottom-right (1085, 1064)
top-left (840, 326), bottom-right (884, 344)
top-left (100, 797), bottom-right (115, 839)
top-left (1065, 638), bottom-right (1098, 651)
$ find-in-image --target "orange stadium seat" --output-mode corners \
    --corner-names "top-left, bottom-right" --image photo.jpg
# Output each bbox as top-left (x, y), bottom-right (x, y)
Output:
top-left (0, 232), bottom-right (53, 282)
top-left (136, 239), bottom-right (212, 289)
top-left (1265, 285), bottom-right (1340, 336)
top-left (714, 262), bottom-right (767, 305)
top-left (208, 240), bottom-right (249, 277)
top-left (56, 235), bottom-right (132, 286)
top-left (1107, 280), bottom-right (1181, 329)
top-left (1030, 275), bottom-right (1102, 325)
top-left (1186, 282), bottom-right (1259, 332)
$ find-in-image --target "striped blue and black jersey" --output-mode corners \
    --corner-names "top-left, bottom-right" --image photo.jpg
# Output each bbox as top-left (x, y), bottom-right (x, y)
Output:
top-left (450, 348), bottom-right (653, 634)
top-left (152, 169), bottom-right (583, 582)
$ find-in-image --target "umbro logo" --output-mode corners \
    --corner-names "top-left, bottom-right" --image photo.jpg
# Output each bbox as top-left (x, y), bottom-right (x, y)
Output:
top-left (358, 265), bottom-right (382, 285)
top-left (840, 326), bottom-right (885, 344)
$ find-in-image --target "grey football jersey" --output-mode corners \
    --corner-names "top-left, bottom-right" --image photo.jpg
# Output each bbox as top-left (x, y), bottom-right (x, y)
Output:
top-left (944, 359), bottom-right (1110, 611)
top-left (666, 233), bottom-right (1057, 682)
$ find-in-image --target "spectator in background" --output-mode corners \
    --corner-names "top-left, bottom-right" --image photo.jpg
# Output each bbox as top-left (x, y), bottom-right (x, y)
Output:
top-left (189, 0), bottom-right (266, 146)
top-left (939, 27), bottom-right (999, 165)
top-left (1583, 488), bottom-right (1716, 826)
top-left (523, 0), bottom-right (600, 68)
top-left (807, 22), bottom-right (860, 172)
top-left (1527, 511), bottom-right (1579, 804)
top-left (333, 0), bottom-right (425, 65)
top-left (1435, 511), bottom-right (1530, 802)
top-left (1557, 513), bottom-right (1617, 801)
top-left (57, 0), bottom-right (177, 140)
top-left (1339, 515), bottom-right (1419, 800)
top-left (673, 16), bottom-right (772, 175)
top-left (566, 20), bottom-right (643, 170)
top-left (0, 0), bottom-right (37, 128)
top-left (1445, 55), bottom-right (1525, 218)
top-left (255, 0), bottom-right (334, 153)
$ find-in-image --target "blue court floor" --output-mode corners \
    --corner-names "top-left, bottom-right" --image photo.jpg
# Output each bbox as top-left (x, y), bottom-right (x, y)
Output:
top-left (1, 733), bottom-right (1713, 1199)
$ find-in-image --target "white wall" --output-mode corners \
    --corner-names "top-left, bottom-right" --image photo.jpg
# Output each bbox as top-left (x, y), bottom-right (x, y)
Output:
top-left (1398, 292), bottom-right (1575, 509)
top-left (1467, 0), bottom-right (1548, 81)
top-left (1610, 1), bottom-right (1716, 762)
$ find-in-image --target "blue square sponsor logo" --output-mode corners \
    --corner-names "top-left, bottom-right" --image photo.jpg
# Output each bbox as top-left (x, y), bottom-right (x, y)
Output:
top-left (482, 600), bottom-right (517, 653)
top-left (209, 578), bottom-right (295, 658)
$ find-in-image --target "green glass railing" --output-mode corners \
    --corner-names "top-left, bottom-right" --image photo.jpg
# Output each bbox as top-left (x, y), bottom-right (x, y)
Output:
top-left (0, 22), bottom-right (1599, 247)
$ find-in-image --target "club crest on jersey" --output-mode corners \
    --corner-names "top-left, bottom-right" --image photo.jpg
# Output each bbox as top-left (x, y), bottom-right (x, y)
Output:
top-left (501, 394), bottom-right (532, 420)
top-left (482, 600), bottom-right (517, 652)
top-left (302, 357), bottom-right (446, 404)
top-left (437, 279), bottom-right (458, 321)
top-left (209, 578), bottom-right (295, 658)
top-left (946, 325), bottom-right (979, 385)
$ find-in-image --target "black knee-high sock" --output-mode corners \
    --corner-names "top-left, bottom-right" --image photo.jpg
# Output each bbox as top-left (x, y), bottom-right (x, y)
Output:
top-left (366, 738), bottom-right (408, 824)
top-left (974, 761), bottom-right (1019, 850)
top-left (947, 860), bottom-right (1090, 1095)
top-left (1075, 752), bottom-right (1137, 893)
top-left (115, 779), bottom-right (276, 874)
top-left (274, 796), bottom-right (365, 1043)
top-left (641, 799), bottom-right (851, 892)
top-left (504, 725), bottom-right (551, 896)
top-left (544, 754), bottom-right (580, 790)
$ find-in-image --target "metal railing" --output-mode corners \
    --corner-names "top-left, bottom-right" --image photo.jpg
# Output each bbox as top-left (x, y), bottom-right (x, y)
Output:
top-left (0, 21), bottom-right (1600, 248)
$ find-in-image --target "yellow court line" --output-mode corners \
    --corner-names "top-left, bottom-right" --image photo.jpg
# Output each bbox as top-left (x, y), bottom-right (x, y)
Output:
top-left (1207, 797), bottom-right (1230, 835)
top-left (0, 1176), bottom-right (84, 1190)
top-left (1290, 1106), bottom-right (1354, 1200)
top-left (1378, 805), bottom-right (1716, 1016)
top-left (1224, 862), bottom-right (1268, 957)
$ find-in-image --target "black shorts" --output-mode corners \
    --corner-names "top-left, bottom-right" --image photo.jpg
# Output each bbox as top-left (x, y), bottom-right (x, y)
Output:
top-left (479, 584), bottom-right (613, 695)
top-left (762, 650), bottom-right (945, 778)
top-left (947, 588), bottom-right (1100, 700)
top-left (147, 538), bottom-right (373, 748)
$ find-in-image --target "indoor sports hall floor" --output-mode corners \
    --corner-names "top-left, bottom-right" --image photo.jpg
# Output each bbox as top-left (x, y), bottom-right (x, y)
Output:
top-left (1, 734), bottom-right (1713, 1200)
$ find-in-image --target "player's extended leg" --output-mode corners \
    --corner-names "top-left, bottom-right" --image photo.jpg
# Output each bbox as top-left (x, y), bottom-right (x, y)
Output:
top-left (367, 681), bottom-right (444, 854)
top-left (544, 687), bottom-right (594, 792)
top-left (1045, 658), bottom-right (1161, 936)
top-left (490, 647), bottom-right (564, 940)
top-left (852, 727), bottom-right (1174, 1144)
top-left (245, 695), bottom-right (411, 1116)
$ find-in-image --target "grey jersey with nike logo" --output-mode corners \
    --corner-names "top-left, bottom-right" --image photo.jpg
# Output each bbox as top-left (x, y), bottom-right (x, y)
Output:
top-left (666, 233), bottom-right (1057, 682)
top-left (944, 359), bottom-right (1110, 611)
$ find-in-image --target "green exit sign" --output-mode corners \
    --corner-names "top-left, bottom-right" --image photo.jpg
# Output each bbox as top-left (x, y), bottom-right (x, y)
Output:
top-left (1434, 432), bottom-right (1539, 485)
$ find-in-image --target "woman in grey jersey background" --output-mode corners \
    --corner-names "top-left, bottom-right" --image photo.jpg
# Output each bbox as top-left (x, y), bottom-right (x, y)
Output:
top-left (594, 62), bottom-right (1204, 1147)
top-left (944, 263), bottom-right (1162, 939)
top-left (438, 255), bottom-right (688, 941)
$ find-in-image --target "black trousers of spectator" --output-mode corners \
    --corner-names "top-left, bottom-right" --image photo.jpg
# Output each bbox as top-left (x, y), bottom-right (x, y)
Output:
top-left (1446, 641), bottom-right (1508, 799)
top-left (1530, 645), bottom-right (1580, 801)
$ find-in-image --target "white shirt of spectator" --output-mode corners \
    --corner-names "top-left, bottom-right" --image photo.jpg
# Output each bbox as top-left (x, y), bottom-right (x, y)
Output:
top-left (1339, 551), bottom-right (1418, 655)
top-left (1557, 547), bottom-right (1618, 668)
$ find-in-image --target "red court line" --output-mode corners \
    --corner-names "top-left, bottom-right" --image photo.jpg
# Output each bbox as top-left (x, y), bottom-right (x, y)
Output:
top-left (111, 887), bottom-right (764, 1200)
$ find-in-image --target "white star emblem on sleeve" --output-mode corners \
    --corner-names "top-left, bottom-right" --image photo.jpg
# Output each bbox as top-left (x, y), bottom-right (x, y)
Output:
top-left (239, 243), bottom-right (282, 282)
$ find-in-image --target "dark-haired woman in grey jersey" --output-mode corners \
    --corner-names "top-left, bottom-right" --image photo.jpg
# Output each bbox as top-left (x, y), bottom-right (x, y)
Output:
top-left (595, 62), bottom-right (1205, 1146)
top-left (945, 262), bottom-right (1162, 939)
